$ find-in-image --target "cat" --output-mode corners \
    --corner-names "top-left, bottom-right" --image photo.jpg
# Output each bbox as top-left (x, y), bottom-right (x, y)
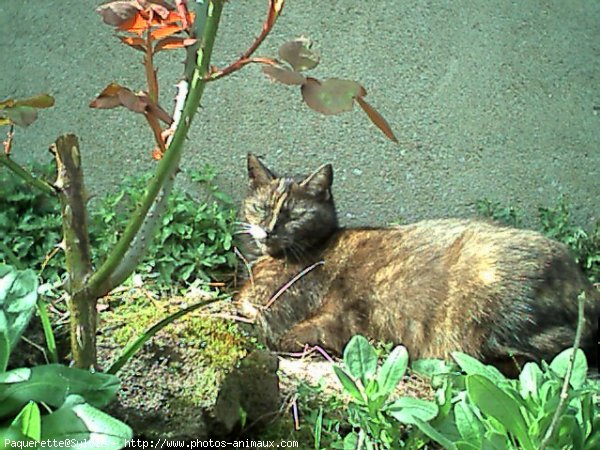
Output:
top-left (235, 153), bottom-right (600, 370)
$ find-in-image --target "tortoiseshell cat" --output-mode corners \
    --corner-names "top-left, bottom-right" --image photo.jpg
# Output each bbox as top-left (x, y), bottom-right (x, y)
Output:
top-left (236, 154), bottom-right (600, 369)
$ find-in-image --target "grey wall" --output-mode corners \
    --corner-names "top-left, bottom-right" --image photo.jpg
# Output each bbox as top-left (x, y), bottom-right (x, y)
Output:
top-left (2, 0), bottom-right (599, 227)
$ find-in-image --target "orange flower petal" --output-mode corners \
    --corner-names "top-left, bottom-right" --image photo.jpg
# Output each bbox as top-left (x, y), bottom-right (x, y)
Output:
top-left (150, 23), bottom-right (183, 40)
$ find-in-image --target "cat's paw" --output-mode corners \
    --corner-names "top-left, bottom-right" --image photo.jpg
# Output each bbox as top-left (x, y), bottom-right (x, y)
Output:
top-left (279, 325), bottom-right (322, 351)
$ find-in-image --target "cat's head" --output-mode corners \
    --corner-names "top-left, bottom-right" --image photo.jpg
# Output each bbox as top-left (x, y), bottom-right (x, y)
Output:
top-left (241, 153), bottom-right (338, 260)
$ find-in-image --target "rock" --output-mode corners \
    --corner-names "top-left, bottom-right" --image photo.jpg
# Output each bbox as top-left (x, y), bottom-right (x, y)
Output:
top-left (212, 350), bottom-right (280, 435)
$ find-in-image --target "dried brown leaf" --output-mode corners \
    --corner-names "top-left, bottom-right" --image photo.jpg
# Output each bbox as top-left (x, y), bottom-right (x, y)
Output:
top-left (97, 1), bottom-right (140, 27)
top-left (279, 37), bottom-right (319, 72)
top-left (355, 96), bottom-right (398, 143)
top-left (301, 78), bottom-right (366, 115)
top-left (155, 36), bottom-right (197, 52)
top-left (89, 82), bottom-right (147, 113)
top-left (262, 65), bottom-right (306, 85)
top-left (119, 35), bottom-right (146, 51)
top-left (14, 94), bottom-right (55, 109)
top-left (150, 23), bottom-right (182, 40)
top-left (146, 101), bottom-right (173, 125)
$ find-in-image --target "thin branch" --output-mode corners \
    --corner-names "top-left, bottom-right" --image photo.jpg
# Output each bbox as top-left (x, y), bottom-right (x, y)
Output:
top-left (538, 291), bottom-right (586, 450)
top-left (83, 0), bottom-right (225, 299)
top-left (205, 0), bottom-right (285, 81)
top-left (207, 57), bottom-right (279, 82)
top-left (0, 153), bottom-right (56, 196)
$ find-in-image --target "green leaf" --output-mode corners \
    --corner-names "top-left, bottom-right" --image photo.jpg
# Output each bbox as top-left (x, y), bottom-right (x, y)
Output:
top-left (0, 330), bottom-right (9, 373)
top-left (454, 398), bottom-right (483, 444)
top-left (343, 335), bottom-right (378, 386)
top-left (466, 374), bottom-right (534, 450)
top-left (518, 361), bottom-right (543, 400)
top-left (342, 431), bottom-right (359, 450)
top-left (556, 414), bottom-right (583, 449)
top-left (0, 365), bottom-right (120, 419)
top-left (0, 264), bottom-right (38, 351)
top-left (11, 401), bottom-right (41, 441)
top-left (549, 348), bottom-right (587, 388)
top-left (376, 345), bottom-right (408, 399)
top-left (456, 443), bottom-right (481, 450)
top-left (41, 395), bottom-right (132, 448)
top-left (482, 431), bottom-right (514, 450)
top-left (411, 358), bottom-right (455, 377)
top-left (387, 397), bottom-right (439, 425)
top-left (452, 352), bottom-right (507, 384)
top-left (332, 365), bottom-right (364, 404)
top-left (413, 417), bottom-right (458, 450)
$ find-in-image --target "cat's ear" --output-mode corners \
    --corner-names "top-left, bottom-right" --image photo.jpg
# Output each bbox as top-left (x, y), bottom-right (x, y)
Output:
top-left (300, 163), bottom-right (333, 198)
top-left (247, 153), bottom-right (275, 188)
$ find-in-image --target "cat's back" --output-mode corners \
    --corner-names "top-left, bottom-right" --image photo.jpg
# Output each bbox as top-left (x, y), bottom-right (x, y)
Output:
top-left (323, 218), bottom-right (568, 278)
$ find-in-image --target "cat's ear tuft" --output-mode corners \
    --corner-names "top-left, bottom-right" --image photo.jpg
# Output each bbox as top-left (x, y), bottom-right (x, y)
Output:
top-left (300, 163), bottom-right (333, 198)
top-left (247, 153), bottom-right (275, 188)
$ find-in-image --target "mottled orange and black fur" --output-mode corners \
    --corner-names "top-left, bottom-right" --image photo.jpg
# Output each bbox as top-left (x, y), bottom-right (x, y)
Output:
top-left (236, 154), bottom-right (600, 369)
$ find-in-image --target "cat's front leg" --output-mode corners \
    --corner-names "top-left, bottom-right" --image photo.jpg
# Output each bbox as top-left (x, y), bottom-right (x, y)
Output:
top-left (279, 313), bottom-right (349, 355)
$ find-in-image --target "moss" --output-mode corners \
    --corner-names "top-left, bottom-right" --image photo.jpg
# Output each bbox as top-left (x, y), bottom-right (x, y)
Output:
top-left (99, 287), bottom-right (255, 411)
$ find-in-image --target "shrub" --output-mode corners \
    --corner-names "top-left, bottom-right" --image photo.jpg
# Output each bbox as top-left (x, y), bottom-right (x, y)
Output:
top-left (0, 164), bottom-right (237, 289)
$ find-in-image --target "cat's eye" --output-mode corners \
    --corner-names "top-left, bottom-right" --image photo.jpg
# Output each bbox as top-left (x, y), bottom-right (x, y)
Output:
top-left (250, 203), bottom-right (266, 215)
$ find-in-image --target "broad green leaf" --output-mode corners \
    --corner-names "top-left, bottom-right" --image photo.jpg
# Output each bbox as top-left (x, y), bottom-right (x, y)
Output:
top-left (0, 424), bottom-right (35, 446)
top-left (454, 398), bottom-right (483, 444)
top-left (332, 365), bottom-right (364, 404)
top-left (11, 401), bottom-right (41, 441)
top-left (387, 397), bottom-right (438, 425)
top-left (549, 348), bottom-right (587, 388)
top-left (411, 358), bottom-right (455, 377)
top-left (376, 345), bottom-right (408, 398)
top-left (0, 364), bottom-right (120, 419)
top-left (42, 395), bottom-right (132, 448)
top-left (452, 352), bottom-right (507, 384)
top-left (343, 335), bottom-right (377, 386)
top-left (466, 375), bottom-right (534, 450)
top-left (585, 430), bottom-right (600, 450)
top-left (519, 362), bottom-right (543, 400)
top-left (413, 417), bottom-right (458, 450)
top-left (482, 431), bottom-right (513, 450)
top-left (0, 264), bottom-right (38, 350)
top-left (555, 414), bottom-right (582, 449)
top-left (342, 431), bottom-right (359, 450)
top-left (301, 78), bottom-right (366, 115)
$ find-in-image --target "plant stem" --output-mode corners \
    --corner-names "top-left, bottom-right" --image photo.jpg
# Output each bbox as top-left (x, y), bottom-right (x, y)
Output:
top-left (0, 153), bottom-right (56, 196)
top-left (83, 0), bottom-right (225, 299)
top-left (50, 134), bottom-right (95, 368)
top-left (538, 291), bottom-right (586, 450)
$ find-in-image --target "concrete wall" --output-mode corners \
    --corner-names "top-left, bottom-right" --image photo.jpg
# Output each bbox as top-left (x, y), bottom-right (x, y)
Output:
top-left (2, 0), bottom-right (599, 227)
